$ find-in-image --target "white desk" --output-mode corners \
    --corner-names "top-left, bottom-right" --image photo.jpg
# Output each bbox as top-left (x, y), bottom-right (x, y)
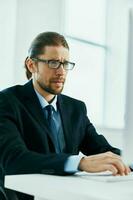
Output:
top-left (5, 172), bottom-right (133, 200)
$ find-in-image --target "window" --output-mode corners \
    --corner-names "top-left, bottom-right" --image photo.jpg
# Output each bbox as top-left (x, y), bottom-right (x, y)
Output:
top-left (63, 0), bottom-right (107, 126)
top-left (63, 0), bottom-right (128, 130)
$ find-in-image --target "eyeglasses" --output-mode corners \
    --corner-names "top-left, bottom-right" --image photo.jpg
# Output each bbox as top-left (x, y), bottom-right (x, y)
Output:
top-left (31, 57), bottom-right (75, 70)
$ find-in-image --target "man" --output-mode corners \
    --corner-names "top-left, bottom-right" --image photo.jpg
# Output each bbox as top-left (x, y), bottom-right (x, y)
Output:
top-left (0, 32), bottom-right (130, 199)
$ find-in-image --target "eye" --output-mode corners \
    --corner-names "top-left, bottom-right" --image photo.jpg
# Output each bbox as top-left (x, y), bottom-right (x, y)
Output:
top-left (48, 60), bottom-right (60, 68)
top-left (64, 61), bottom-right (69, 66)
top-left (49, 60), bottom-right (59, 65)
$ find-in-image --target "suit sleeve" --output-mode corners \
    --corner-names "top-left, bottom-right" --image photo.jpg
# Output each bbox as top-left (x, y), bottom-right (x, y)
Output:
top-left (79, 102), bottom-right (121, 156)
top-left (0, 92), bottom-right (71, 176)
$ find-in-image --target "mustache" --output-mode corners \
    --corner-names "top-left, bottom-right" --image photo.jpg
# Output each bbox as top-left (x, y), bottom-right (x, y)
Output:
top-left (50, 77), bottom-right (65, 82)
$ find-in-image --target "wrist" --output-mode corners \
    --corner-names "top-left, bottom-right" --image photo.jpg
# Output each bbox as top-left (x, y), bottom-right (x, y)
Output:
top-left (78, 156), bottom-right (86, 171)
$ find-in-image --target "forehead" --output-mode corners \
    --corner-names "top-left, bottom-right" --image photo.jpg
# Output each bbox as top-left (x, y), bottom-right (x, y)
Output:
top-left (40, 46), bottom-right (69, 59)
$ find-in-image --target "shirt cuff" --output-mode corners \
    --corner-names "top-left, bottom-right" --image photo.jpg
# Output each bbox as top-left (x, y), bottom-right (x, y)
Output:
top-left (64, 152), bottom-right (84, 173)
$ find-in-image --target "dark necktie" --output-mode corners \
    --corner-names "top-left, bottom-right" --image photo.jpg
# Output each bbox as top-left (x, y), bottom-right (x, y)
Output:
top-left (45, 105), bottom-right (60, 153)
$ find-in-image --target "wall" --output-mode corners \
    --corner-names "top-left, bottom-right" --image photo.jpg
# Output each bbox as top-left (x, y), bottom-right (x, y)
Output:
top-left (0, 0), bottom-right (17, 89)
top-left (14, 0), bottom-right (63, 84)
top-left (0, 0), bottom-right (63, 88)
top-left (104, 0), bottom-right (128, 129)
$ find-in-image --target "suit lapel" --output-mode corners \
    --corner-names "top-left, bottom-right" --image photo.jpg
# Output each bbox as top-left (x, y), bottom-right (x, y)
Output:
top-left (21, 81), bottom-right (55, 145)
top-left (21, 81), bottom-right (74, 153)
top-left (57, 95), bottom-right (73, 153)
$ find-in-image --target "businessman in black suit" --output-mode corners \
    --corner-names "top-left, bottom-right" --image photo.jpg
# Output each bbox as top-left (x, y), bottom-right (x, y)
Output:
top-left (0, 32), bottom-right (130, 199)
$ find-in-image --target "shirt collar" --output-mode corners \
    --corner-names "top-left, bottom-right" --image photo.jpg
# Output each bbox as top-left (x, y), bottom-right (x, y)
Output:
top-left (34, 89), bottom-right (58, 111)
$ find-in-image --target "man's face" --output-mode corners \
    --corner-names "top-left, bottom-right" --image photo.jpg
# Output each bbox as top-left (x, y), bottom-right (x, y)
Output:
top-left (33, 46), bottom-right (69, 95)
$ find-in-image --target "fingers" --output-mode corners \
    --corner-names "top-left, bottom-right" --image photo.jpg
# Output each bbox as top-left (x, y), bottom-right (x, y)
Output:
top-left (107, 153), bottom-right (131, 175)
top-left (102, 164), bottom-right (118, 175)
top-left (124, 165), bottom-right (131, 175)
top-left (109, 159), bottom-right (126, 175)
top-left (101, 152), bottom-right (130, 176)
top-left (79, 151), bottom-right (130, 176)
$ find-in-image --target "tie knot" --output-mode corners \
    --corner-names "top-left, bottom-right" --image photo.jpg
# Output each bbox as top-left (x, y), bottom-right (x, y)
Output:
top-left (45, 104), bottom-right (53, 111)
top-left (45, 105), bottom-right (53, 118)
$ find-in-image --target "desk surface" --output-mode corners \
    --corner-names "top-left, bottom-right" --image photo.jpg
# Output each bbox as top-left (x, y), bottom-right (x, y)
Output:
top-left (5, 172), bottom-right (133, 200)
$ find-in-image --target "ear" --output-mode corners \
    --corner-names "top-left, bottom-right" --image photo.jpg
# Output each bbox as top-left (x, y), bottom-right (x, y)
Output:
top-left (25, 58), bottom-right (37, 73)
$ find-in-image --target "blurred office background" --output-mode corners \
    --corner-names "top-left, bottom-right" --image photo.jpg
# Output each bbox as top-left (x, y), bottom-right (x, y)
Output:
top-left (0, 0), bottom-right (133, 148)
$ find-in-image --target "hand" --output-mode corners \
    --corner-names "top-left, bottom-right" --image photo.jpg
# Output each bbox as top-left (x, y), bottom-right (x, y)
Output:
top-left (78, 151), bottom-right (131, 176)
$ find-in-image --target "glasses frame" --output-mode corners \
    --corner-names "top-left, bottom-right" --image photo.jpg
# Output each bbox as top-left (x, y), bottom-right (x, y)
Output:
top-left (31, 57), bottom-right (75, 70)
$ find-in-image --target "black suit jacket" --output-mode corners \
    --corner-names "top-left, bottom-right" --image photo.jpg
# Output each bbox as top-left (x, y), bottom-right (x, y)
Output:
top-left (0, 80), bottom-right (120, 198)
top-left (0, 80), bottom-right (120, 175)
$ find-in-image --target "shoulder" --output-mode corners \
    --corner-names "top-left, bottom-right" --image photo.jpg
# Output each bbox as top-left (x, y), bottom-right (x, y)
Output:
top-left (0, 81), bottom-right (32, 108)
top-left (0, 80), bottom-right (32, 99)
top-left (58, 94), bottom-right (87, 111)
top-left (59, 93), bottom-right (84, 103)
top-left (0, 84), bottom-right (22, 94)
top-left (0, 85), bottom-right (23, 114)
top-left (0, 84), bottom-right (23, 101)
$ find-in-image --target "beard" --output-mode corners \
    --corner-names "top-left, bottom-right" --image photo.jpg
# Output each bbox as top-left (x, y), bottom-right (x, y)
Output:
top-left (36, 78), bottom-right (65, 95)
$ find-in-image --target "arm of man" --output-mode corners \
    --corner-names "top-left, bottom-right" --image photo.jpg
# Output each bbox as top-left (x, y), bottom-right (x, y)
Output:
top-left (0, 92), bottom-right (71, 176)
top-left (78, 102), bottom-right (130, 175)
top-left (65, 152), bottom-right (130, 175)
top-left (78, 151), bottom-right (130, 175)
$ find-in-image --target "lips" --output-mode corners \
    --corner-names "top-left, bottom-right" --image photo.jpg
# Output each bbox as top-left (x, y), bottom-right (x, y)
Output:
top-left (54, 81), bottom-right (64, 83)
top-left (51, 78), bottom-right (65, 84)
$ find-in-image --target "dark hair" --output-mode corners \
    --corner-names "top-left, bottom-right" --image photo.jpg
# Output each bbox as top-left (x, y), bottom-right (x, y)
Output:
top-left (24, 32), bottom-right (69, 79)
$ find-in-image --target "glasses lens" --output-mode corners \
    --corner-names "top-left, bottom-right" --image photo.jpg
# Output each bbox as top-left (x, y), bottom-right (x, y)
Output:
top-left (48, 60), bottom-right (59, 68)
top-left (48, 60), bottom-right (75, 70)
top-left (64, 62), bottom-right (75, 70)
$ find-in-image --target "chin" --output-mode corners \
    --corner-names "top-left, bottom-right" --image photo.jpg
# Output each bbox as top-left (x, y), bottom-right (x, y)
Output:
top-left (54, 89), bottom-right (63, 95)
top-left (44, 87), bottom-right (63, 95)
top-left (53, 87), bottom-right (64, 95)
